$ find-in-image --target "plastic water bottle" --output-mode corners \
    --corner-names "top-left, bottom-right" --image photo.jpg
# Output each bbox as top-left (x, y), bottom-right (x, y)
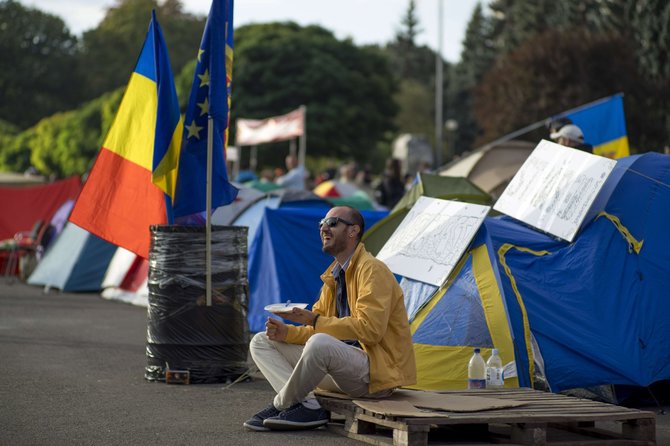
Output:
top-left (467, 348), bottom-right (486, 389)
top-left (486, 348), bottom-right (504, 389)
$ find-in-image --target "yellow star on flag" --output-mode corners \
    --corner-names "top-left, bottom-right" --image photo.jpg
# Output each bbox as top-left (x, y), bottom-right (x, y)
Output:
top-left (197, 48), bottom-right (205, 62)
top-left (198, 69), bottom-right (210, 88)
top-left (185, 119), bottom-right (203, 139)
top-left (197, 98), bottom-right (209, 116)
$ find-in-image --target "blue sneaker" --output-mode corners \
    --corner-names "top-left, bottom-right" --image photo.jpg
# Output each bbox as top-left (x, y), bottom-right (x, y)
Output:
top-left (263, 403), bottom-right (329, 430)
top-left (243, 404), bottom-right (280, 431)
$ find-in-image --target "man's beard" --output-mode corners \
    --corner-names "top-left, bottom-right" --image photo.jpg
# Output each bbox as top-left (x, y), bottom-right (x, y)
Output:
top-left (322, 236), bottom-right (346, 256)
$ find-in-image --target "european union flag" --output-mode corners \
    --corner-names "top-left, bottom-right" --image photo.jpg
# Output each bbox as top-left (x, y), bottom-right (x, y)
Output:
top-left (173, 0), bottom-right (238, 218)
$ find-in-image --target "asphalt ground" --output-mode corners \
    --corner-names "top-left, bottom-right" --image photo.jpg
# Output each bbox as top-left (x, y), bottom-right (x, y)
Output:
top-left (2, 281), bottom-right (669, 445)
top-left (0, 281), bottom-right (360, 446)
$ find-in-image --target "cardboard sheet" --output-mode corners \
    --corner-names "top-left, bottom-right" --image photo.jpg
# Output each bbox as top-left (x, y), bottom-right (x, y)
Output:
top-left (316, 388), bottom-right (526, 415)
top-left (353, 400), bottom-right (450, 418)
top-left (393, 389), bottom-right (526, 412)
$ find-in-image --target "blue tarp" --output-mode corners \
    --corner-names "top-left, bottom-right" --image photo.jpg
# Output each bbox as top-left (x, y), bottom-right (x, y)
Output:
top-left (480, 153), bottom-right (670, 391)
top-left (247, 206), bottom-right (388, 333)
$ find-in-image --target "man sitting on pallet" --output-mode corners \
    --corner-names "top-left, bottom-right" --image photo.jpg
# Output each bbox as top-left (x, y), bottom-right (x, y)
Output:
top-left (244, 206), bottom-right (417, 431)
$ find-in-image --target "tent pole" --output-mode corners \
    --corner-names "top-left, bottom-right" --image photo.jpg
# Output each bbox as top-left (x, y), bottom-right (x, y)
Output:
top-left (298, 105), bottom-right (307, 167)
top-left (251, 145), bottom-right (258, 172)
top-left (206, 117), bottom-right (213, 307)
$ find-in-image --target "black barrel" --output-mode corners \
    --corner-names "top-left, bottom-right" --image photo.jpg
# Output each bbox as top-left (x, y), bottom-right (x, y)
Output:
top-left (145, 225), bottom-right (249, 383)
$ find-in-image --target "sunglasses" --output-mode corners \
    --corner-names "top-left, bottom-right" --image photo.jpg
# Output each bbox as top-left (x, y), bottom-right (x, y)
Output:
top-left (319, 216), bottom-right (355, 228)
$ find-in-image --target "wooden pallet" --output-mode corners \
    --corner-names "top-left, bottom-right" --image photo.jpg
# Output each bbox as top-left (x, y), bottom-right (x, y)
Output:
top-left (317, 388), bottom-right (656, 446)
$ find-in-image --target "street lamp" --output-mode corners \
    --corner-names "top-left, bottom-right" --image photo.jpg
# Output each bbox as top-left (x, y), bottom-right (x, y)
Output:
top-left (434, 0), bottom-right (444, 170)
top-left (444, 119), bottom-right (458, 163)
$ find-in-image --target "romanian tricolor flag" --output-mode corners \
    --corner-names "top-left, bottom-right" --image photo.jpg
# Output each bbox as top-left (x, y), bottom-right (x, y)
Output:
top-left (173, 0), bottom-right (238, 218)
top-left (70, 12), bottom-right (182, 258)
top-left (560, 94), bottom-right (630, 159)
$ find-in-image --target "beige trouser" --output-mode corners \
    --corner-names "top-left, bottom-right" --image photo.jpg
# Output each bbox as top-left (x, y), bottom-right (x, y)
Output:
top-left (250, 332), bottom-right (392, 410)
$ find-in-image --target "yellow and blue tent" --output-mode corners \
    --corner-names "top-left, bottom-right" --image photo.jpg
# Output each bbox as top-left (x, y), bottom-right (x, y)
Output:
top-left (406, 152), bottom-right (670, 392)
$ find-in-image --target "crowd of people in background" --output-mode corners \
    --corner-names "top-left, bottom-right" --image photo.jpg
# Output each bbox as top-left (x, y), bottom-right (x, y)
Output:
top-left (235, 155), bottom-right (417, 210)
top-left (233, 119), bottom-right (663, 210)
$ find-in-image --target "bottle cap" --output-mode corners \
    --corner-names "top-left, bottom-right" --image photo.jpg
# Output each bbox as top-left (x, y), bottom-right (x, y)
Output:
top-left (474, 348), bottom-right (480, 353)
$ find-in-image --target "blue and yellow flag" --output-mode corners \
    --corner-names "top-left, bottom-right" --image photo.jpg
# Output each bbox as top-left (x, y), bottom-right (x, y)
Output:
top-left (560, 94), bottom-right (630, 159)
top-left (173, 0), bottom-right (238, 217)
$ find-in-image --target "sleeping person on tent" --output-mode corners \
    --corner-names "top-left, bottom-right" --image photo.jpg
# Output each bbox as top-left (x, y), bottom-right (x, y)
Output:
top-left (244, 206), bottom-right (417, 431)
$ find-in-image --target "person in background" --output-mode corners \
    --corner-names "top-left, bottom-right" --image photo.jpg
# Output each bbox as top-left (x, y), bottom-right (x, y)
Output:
top-left (550, 123), bottom-right (593, 153)
top-left (338, 161), bottom-right (358, 184)
top-left (547, 117), bottom-right (573, 137)
top-left (259, 169), bottom-right (275, 183)
top-left (243, 206), bottom-right (416, 431)
top-left (275, 154), bottom-right (306, 190)
top-left (374, 158), bottom-right (405, 209)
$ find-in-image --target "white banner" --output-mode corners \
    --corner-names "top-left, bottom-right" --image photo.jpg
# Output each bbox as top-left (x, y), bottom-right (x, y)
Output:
top-left (235, 107), bottom-right (305, 146)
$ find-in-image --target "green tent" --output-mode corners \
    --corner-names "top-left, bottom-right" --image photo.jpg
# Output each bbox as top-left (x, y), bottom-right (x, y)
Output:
top-left (325, 190), bottom-right (376, 211)
top-left (362, 173), bottom-right (492, 255)
top-left (244, 180), bottom-right (282, 193)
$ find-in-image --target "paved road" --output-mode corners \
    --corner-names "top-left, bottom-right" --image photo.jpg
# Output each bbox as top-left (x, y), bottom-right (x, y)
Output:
top-left (0, 282), bottom-right (359, 446)
top-left (2, 282), bottom-right (669, 445)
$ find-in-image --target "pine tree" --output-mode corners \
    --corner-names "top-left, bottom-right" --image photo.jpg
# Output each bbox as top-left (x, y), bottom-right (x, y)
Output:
top-left (447, 3), bottom-right (495, 155)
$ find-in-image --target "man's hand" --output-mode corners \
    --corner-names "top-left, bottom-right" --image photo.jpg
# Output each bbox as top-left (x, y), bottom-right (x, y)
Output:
top-left (266, 317), bottom-right (288, 342)
top-left (278, 307), bottom-right (316, 326)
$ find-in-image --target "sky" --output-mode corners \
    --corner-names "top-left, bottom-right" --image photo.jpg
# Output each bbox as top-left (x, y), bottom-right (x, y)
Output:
top-left (21, 0), bottom-right (482, 63)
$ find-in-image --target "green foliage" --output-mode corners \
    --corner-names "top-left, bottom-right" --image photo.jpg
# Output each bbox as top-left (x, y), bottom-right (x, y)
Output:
top-left (0, 0), bottom-right (84, 129)
top-left (487, 0), bottom-right (622, 54)
top-left (230, 23), bottom-right (397, 167)
top-left (449, 0), bottom-right (668, 154)
top-left (393, 80), bottom-right (433, 139)
top-left (623, 0), bottom-right (670, 82)
top-left (472, 29), bottom-right (662, 151)
top-left (0, 129), bottom-right (33, 172)
top-left (384, 0), bottom-right (441, 89)
top-left (2, 0), bottom-right (667, 179)
top-left (79, 0), bottom-right (205, 100)
top-left (447, 3), bottom-right (496, 156)
top-left (0, 119), bottom-right (19, 135)
top-left (0, 89), bottom-right (123, 177)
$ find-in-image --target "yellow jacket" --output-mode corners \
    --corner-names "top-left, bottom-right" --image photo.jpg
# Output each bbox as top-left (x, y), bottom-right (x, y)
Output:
top-left (285, 243), bottom-right (417, 393)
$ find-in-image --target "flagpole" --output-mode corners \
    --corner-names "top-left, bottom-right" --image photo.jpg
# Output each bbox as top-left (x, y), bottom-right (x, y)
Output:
top-left (474, 94), bottom-right (625, 154)
top-left (298, 105), bottom-right (307, 167)
top-left (206, 117), bottom-right (213, 307)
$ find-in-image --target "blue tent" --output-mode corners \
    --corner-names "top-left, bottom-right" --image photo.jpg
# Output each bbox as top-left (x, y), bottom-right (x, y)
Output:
top-left (247, 206), bottom-right (388, 333)
top-left (481, 152), bottom-right (670, 391)
top-left (406, 152), bottom-right (670, 392)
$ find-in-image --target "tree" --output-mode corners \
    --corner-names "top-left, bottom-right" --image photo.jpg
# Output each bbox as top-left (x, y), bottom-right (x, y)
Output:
top-left (390, 0), bottom-right (421, 80)
top-left (393, 80), bottom-right (433, 139)
top-left (487, 0), bottom-right (623, 54)
top-left (0, 0), bottom-right (84, 129)
top-left (623, 0), bottom-right (670, 82)
top-left (0, 89), bottom-right (122, 177)
top-left (229, 23), bottom-right (397, 167)
top-left (447, 3), bottom-right (496, 155)
top-left (473, 29), bottom-right (665, 151)
top-left (385, 0), bottom-right (438, 88)
top-left (80, 0), bottom-right (204, 99)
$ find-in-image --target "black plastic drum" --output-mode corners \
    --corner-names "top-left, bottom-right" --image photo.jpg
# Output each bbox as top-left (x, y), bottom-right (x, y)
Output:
top-left (145, 225), bottom-right (249, 383)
